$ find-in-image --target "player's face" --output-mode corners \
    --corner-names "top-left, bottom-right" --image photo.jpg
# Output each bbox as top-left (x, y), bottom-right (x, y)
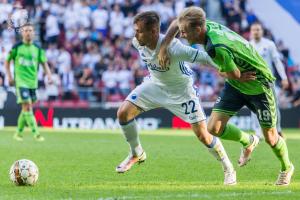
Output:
top-left (178, 21), bottom-right (200, 45)
top-left (21, 25), bottom-right (34, 42)
top-left (134, 22), bottom-right (153, 46)
top-left (250, 24), bottom-right (263, 41)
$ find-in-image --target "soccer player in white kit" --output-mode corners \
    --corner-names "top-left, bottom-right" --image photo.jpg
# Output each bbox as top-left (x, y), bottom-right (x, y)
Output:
top-left (250, 22), bottom-right (289, 139)
top-left (116, 11), bottom-right (236, 185)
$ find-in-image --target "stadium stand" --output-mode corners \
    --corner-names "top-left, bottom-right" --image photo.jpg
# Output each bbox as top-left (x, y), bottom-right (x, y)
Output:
top-left (0, 0), bottom-right (299, 108)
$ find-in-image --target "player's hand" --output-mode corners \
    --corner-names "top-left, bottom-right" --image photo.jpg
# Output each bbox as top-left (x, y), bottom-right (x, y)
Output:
top-left (281, 79), bottom-right (289, 90)
top-left (239, 71), bottom-right (256, 82)
top-left (158, 45), bottom-right (170, 69)
top-left (8, 78), bottom-right (15, 86)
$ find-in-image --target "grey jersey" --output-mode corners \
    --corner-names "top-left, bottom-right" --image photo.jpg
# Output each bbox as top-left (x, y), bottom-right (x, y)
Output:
top-left (250, 37), bottom-right (287, 80)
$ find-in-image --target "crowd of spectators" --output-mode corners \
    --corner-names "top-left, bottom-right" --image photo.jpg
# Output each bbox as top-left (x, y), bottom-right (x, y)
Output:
top-left (0, 0), bottom-right (299, 108)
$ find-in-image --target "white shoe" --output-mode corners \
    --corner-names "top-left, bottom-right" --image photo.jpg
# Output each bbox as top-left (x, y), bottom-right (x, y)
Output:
top-left (238, 135), bottom-right (259, 167)
top-left (13, 133), bottom-right (23, 141)
top-left (116, 151), bottom-right (146, 173)
top-left (275, 164), bottom-right (294, 186)
top-left (34, 135), bottom-right (45, 142)
top-left (224, 169), bottom-right (237, 185)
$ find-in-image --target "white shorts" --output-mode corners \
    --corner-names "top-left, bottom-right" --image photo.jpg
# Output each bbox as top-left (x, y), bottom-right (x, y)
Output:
top-left (125, 80), bottom-right (206, 124)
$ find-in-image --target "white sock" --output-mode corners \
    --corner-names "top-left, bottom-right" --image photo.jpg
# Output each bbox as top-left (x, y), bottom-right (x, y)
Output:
top-left (120, 119), bottom-right (143, 156)
top-left (207, 137), bottom-right (234, 172)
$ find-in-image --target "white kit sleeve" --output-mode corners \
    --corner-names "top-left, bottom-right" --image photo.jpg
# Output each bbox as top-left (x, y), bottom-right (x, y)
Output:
top-left (270, 41), bottom-right (288, 80)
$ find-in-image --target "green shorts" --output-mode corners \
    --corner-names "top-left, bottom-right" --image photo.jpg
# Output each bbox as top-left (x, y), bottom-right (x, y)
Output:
top-left (213, 82), bottom-right (277, 128)
top-left (16, 87), bottom-right (37, 104)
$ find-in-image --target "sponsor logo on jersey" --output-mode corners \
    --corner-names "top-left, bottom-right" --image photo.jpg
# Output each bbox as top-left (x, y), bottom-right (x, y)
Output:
top-left (19, 57), bottom-right (36, 67)
top-left (145, 62), bottom-right (169, 72)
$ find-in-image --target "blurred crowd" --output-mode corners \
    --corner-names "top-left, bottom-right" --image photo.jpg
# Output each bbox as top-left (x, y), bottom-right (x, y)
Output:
top-left (0, 0), bottom-right (299, 107)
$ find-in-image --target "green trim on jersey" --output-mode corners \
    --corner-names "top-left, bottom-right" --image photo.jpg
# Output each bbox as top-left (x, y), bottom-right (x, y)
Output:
top-left (6, 42), bottom-right (47, 89)
top-left (204, 20), bottom-right (275, 95)
top-left (260, 84), bottom-right (277, 128)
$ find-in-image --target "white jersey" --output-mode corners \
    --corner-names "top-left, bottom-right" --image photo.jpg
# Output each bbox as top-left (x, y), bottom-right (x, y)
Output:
top-left (250, 37), bottom-right (287, 80)
top-left (127, 34), bottom-right (214, 123)
top-left (132, 34), bottom-right (214, 92)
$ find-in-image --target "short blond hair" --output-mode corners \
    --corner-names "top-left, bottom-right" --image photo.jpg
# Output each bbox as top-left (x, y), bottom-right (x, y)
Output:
top-left (178, 6), bottom-right (206, 29)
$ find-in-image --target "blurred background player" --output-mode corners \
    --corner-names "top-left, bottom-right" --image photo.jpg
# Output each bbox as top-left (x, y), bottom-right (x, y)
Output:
top-left (116, 11), bottom-right (236, 185)
top-left (5, 23), bottom-right (52, 141)
top-left (250, 22), bottom-right (289, 139)
top-left (159, 7), bottom-right (294, 186)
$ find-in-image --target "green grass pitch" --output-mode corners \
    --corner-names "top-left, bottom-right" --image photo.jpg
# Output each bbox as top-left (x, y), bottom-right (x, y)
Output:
top-left (0, 128), bottom-right (299, 200)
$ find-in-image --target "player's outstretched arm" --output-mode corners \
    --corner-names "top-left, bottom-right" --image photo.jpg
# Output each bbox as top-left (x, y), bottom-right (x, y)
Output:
top-left (158, 19), bottom-right (179, 68)
top-left (270, 42), bottom-right (289, 89)
top-left (4, 60), bottom-right (14, 86)
top-left (41, 62), bottom-right (53, 84)
top-left (168, 37), bottom-right (216, 66)
top-left (219, 71), bottom-right (256, 82)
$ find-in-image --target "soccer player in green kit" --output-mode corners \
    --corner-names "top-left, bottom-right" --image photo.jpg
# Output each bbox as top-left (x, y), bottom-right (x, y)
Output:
top-left (5, 23), bottom-right (53, 142)
top-left (158, 7), bottom-right (294, 185)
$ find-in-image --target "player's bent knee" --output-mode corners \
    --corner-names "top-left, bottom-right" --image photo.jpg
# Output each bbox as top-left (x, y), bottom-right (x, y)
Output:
top-left (264, 135), bottom-right (278, 146)
top-left (117, 106), bottom-right (129, 123)
top-left (117, 104), bottom-right (129, 122)
top-left (263, 128), bottom-right (278, 146)
top-left (117, 102), bottom-right (138, 123)
top-left (207, 123), bottom-right (223, 136)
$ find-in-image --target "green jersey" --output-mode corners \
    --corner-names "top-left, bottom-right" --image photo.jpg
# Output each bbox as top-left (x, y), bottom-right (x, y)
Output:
top-left (204, 20), bottom-right (275, 95)
top-left (6, 42), bottom-right (47, 89)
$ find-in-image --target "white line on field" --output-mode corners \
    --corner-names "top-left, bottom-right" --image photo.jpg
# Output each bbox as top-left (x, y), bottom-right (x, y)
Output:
top-left (96, 190), bottom-right (293, 200)
top-left (2, 127), bottom-right (300, 139)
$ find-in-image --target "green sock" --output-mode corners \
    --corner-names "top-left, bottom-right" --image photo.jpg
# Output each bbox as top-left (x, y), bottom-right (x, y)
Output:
top-left (17, 111), bottom-right (26, 136)
top-left (220, 124), bottom-right (252, 147)
top-left (23, 111), bottom-right (39, 136)
top-left (272, 137), bottom-right (291, 171)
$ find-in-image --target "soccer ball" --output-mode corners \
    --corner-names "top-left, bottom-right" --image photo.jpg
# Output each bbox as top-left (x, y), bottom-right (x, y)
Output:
top-left (9, 159), bottom-right (39, 186)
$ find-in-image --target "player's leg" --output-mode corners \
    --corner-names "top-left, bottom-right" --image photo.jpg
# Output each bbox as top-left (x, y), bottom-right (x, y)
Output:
top-left (208, 83), bottom-right (259, 166)
top-left (254, 86), bottom-right (293, 185)
top-left (208, 112), bottom-right (259, 167)
top-left (274, 87), bottom-right (284, 138)
top-left (22, 89), bottom-right (44, 141)
top-left (166, 86), bottom-right (236, 185)
top-left (263, 127), bottom-right (294, 185)
top-left (116, 82), bottom-right (160, 173)
top-left (116, 100), bottom-right (146, 173)
top-left (191, 121), bottom-right (236, 185)
top-left (208, 83), bottom-right (258, 148)
top-left (208, 112), bottom-right (251, 146)
top-left (251, 111), bottom-right (263, 140)
top-left (14, 88), bottom-right (29, 141)
top-left (21, 102), bottom-right (44, 141)
top-left (275, 100), bottom-right (284, 138)
top-left (117, 100), bottom-right (143, 157)
top-left (14, 110), bottom-right (26, 141)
